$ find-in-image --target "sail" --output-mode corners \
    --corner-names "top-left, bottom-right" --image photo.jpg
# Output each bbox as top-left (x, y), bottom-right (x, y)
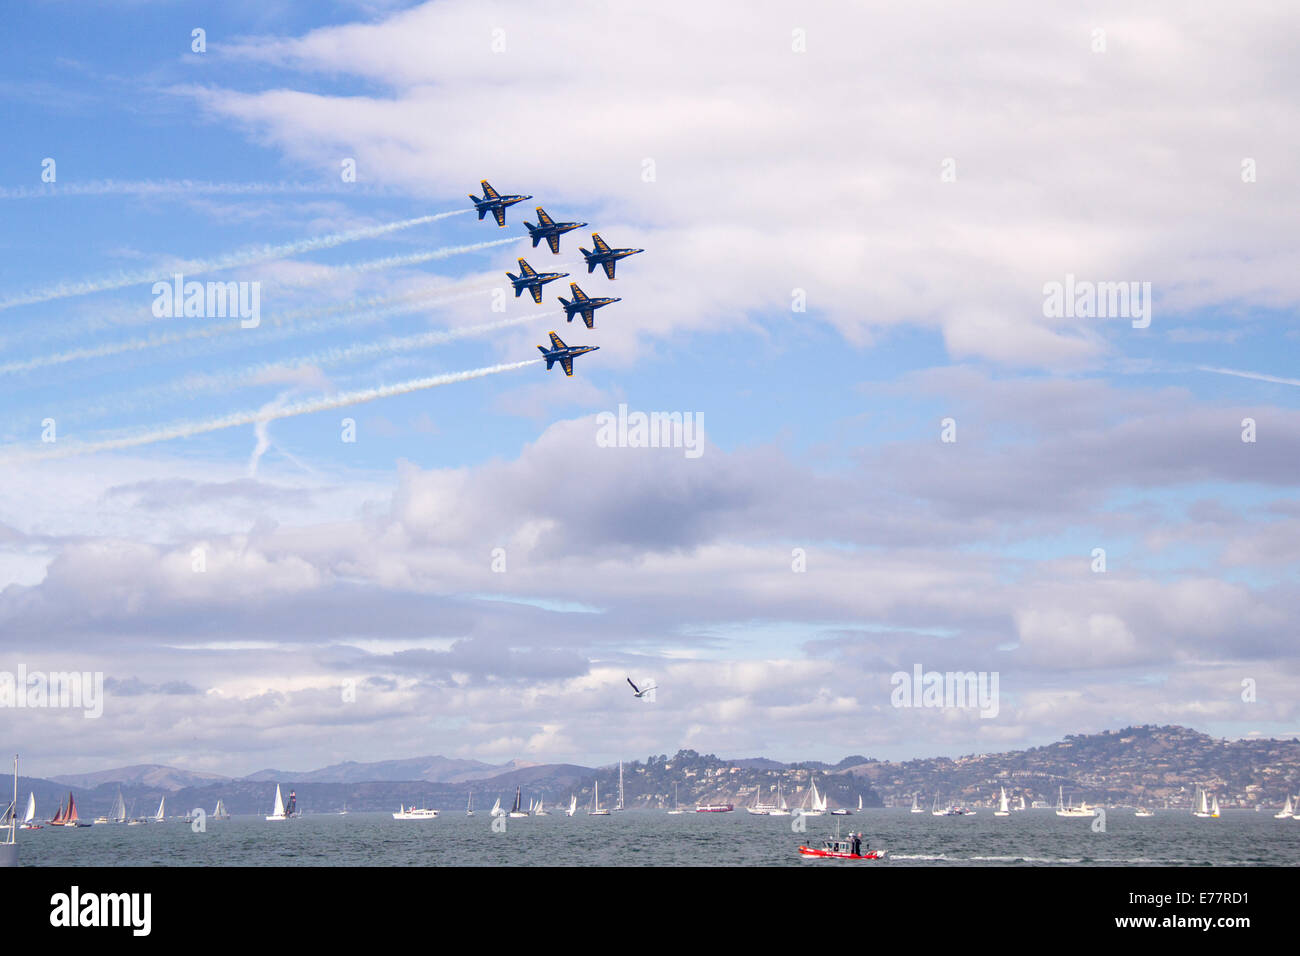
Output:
top-left (271, 785), bottom-right (284, 817)
top-left (51, 799), bottom-right (65, 825)
top-left (859, 795), bottom-right (864, 811)
top-left (491, 797), bottom-right (501, 815)
top-left (1210, 796), bottom-right (1220, 815)
top-left (999, 787), bottom-right (1009, 812)
top-left (23, 792), bottom-right (35, 823)
top-left (111, 789), bottom-right (127, 823)
top-left (1019, 795), bottom-right (1027, 810)
top-left (67, 792), bottom-right (79, 823)
top-left (512, 787), bottom-right (522, 813)
top-left (154, 797), bottom-right (165, 822)
top-left (1197, 788), bottom-right (1208, 814)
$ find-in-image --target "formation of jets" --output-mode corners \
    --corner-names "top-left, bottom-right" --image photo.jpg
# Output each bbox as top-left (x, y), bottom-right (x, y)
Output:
top-left (472, 179), bottom-right (645, 377)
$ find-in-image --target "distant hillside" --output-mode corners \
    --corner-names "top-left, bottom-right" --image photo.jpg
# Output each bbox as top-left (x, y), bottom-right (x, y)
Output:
top-left (49, 764), bottom-right (229, 792)
top-left (22, 725), bottom-right (1300, 816)
top-left (244, 755), bottom-right (498, 784)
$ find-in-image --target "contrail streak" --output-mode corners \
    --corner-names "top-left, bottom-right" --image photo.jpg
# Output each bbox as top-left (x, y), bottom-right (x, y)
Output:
top-left (4, 360), bottom-right (542, 461)
top-left (179, 311), bottom-right (565, 395)
top-left (0, 282), bottom-right (501, 376)
top-left (0, 209), bottom-right (471, 311)
top-left (0, 180), bottom-right (408, 200)
top-left (1198, 366), bottom-right (1300, 388)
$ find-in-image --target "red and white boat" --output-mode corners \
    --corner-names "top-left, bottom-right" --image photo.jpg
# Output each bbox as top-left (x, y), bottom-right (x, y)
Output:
top-left (695, 803), bottom-right (734, 813)
top-left (798, 832), bottom-right (886, 860)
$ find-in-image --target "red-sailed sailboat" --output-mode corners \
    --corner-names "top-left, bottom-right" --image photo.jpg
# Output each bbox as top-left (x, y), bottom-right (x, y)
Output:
top-left (49, 798), bottom-right (66, 825)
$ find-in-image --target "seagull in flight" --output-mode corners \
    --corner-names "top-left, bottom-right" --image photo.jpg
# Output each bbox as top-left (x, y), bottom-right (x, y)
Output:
top-left (627, 678), bottom-right (657, 698)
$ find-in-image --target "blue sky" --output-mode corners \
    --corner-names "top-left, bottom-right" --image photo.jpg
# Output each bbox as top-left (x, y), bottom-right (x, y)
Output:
top-left (1, 1), bottom-right (1298, 778)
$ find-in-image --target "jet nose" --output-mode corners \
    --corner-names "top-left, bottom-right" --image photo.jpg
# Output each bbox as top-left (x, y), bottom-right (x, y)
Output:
top-left (613, 297), bottom-right (622, 302)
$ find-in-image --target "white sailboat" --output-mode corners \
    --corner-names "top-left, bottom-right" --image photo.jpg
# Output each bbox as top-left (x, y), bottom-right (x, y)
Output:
top-left (1192, 786), bottom-right (1216, 819)
top-left (490, 796), bottom-right (503, 817)
top-left (768, 782), bottom-right (790, 817)
top-left (534, 794), bottom-right (549, 816)
top-left (566, 794), bottom-right (578, 817)
top-left (615, 761), bottom-right (625, 811)
top-left (667, 782), bottom-right (687, 815)
top-left (213, 798), bottom-right (229, 820)
top-left (910, 794), bottom-right (923, 814)
top-left (1, 756), bottom-right (16, 868)
top-left (266, 785), bottom-right (287, 821)
top-left (1275, 795), bottom-right (1294, 819)
top-left (1056, 785), bottom-right (1092, 817)
top-left (994, 786), bottom-right (1011, 816)
top-left (153, 797), bottom-right (166, 823)
top-left (20, 792), bottom-right (40, 829)
top-left (1017, 794), bottom-right (1028, 812)
top-left (747, 784), bottom-right (773, 815)
top-left (1210, 795), bottom-right (1220, 818)
top-left (507, 786), bottom-right (529, 818)
top-left (801, 780), bottom-right (825, 817)
top-left (931, 794), bottom-right (945, 816)
top-left (588, 780), bottom-right (610, 815)
top-left (98, 788), bottom-right (127, 824)
top-left (466, 792), bottom-right (474, 817)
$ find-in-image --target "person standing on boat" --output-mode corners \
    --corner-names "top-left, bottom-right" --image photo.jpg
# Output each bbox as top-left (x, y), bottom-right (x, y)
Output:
top-left (850, 832), bottom-right (861, 856)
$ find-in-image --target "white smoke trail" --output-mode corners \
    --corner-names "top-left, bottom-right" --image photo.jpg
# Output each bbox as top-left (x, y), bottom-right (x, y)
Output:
top-left (0, 281), bottom-right (500, 376)
top-left (179, 311), bottom-right (565, 395)
top-left (0, 180), bottom-right (407, 200)
top-left (0, 209), bottom-right (471, 311)
top-left (1198, 366), bottom-right (1300, 388)
top-left (5, 360), bottom-right (542, 461)
top-left (0, 237), bottom-right (528, 372)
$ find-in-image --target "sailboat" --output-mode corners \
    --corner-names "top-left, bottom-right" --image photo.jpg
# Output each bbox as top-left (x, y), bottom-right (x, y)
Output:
top-left (1017, 794), bottom-right (1027, 812)
top-left (667, 782), bottom-right (687, 815)
top-left (994, 787), bottom-right (1011, 816)
top-left (1192, 786), bottom-right (1216, 819)
top-left (1210, 795), bottom-right (1220, 818)
top-left (96, 788), bottom-right (127, 825)
top-left (1056, 785), bottom-right (1092, 817)
top-left (466, 792), bottom-right (474, 817)
top-left (931, 794), bottom-right (944, 816)
top-left (212, 798), bottom-right (229, 820)
top-left (911, 794), bottom-right (924, 814)
top-left (801, 780), bottom-right (826, 817)
top-left (490, 796), bottom-right (503, 817)
top-left (747, 784), bottom-right (773, 815)
top-left (508, 786), bottom-right (529, 818)
top-left (566, 794), bottom-right (578, 817)
top-left (153, 797), bottom-right (166, 823)
top-left (1134, 787), bottom-right (1154, 816)
top-left (266, 784), bottom-right (288, 821)
top-left (768, 782), bottom-right (790, 817)
top-left (62, 791), bottom-right (91, 827)
top-left (534, 794), bottom-right (549, 816)
top-left (1, 756), bottom-right (16, 868)
top-left (20, 792), bottom-right (42, 830)
top-left (588, 780), bottom-right (610, 815)
top-left (1275, 795), bottom-right (1294, 819)
top-left (615, 761), bottom-right (625, 812)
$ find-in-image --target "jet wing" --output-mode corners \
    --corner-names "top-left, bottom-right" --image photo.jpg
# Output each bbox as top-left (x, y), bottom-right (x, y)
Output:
top-left (518, 259), bottom-right (537, 276)
top-left (591, 233), bottom-right (611, 253)
top-left (570, 284), bottom-right (587, 301)
top-left (546, 234), bottom-right (560, 254)
top-left (581, 310), bottom-right (594, 329)
top-left (548, 331), bottom-right (566, 350)
top-left (561, 356), bottom-right (574, 376)
top-left (536, 207), bottom-right (554, 226)
top-left (492, 207), bottom-right (506, 227)
top-left (529, 285), bottom-right (543, 304)
top-left (481, 181), bottom-right (500, 199)
top-left (602, 260), bottom-right (617, 280)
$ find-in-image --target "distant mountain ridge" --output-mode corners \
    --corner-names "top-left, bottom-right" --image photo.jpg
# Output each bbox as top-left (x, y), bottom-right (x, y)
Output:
top-left (50, 763), bottom-right (229, 791)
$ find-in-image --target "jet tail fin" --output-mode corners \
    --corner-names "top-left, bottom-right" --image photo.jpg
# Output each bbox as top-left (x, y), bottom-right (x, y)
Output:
top-left (538, 345), bottom-right (555, 369)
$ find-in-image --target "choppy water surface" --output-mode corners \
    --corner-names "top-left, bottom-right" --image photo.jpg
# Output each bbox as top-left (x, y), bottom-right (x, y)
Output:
top-left (19, 808), bottom-right (1300, 866)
